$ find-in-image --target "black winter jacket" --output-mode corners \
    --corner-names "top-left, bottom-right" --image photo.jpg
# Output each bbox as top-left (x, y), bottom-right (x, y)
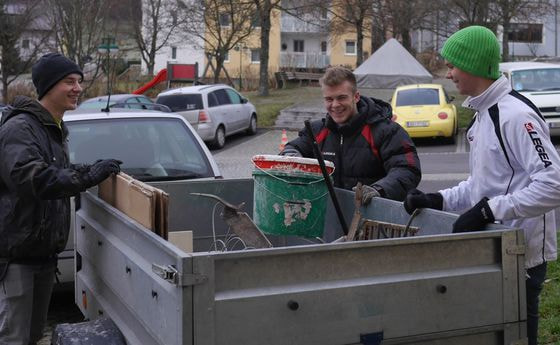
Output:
top-left (0, 96), bottom-right (87, 260)
top-left (285, 96), bottom-right (421, 201)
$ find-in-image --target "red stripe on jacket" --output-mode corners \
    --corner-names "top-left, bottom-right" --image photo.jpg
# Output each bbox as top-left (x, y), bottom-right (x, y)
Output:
top-left (402, 140), bottom-right (416, 167)
top-left (361, 124), bottom-right (380, 160)
top-left (316, 128), bottom-right (330, 144)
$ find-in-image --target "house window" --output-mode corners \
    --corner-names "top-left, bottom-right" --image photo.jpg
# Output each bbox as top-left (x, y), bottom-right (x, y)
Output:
top-left (171, 47), bottom-right (177, 59)
top-left (345, 40), bottom-right (356, 55)
top-left (320, 7), bottom-right (328, 20)
top-left (219, 13), bottom-right (231, 27)
top-left (224, 50), bottom-right (230, 62)
top-left (294, 40), bottom-right (304, 52)
top-left (21, 39), bottom-right (29, 49)
top-left (251, 49), bottom-right (260, 63)
top-left (321, 41), bottom-right (327, 54)
top-left (252, 12), bottom-right (260, 28)
top-left (508, 23), bottom-right (543, 43)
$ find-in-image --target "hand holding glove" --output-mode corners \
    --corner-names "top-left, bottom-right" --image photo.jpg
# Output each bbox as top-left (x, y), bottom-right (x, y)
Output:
top-left (82, 159), bottom-right (122, 188)
top-left (279, 148), bottom-right (302, 157)
top-left (452, 197), bottom-right (495, 233)
top-left (352, 184), bottom-right (383, 205)
top-left (403, 189), bottom-right (443, 214)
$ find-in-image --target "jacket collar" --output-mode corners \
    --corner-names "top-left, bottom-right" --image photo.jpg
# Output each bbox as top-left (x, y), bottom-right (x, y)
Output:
top-left (462, 76), bottom-right (511, 113)
top-left (2, 96), bottom-right (68, 139)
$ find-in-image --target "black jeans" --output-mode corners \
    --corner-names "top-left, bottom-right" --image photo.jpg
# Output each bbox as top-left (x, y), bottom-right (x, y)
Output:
top-left (526, 262), bottom-right (547, 345)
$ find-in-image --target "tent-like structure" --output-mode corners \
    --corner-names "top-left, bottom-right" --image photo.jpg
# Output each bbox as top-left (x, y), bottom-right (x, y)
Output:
top-left (354, 38), bottom-right (432, 89)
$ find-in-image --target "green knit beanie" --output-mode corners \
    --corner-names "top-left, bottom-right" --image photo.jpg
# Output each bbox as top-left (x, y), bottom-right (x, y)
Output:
top-left (441, 26), bottom-right (501, 79)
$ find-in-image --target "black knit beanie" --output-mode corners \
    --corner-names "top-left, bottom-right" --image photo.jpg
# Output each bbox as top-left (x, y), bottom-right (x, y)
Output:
top-left (32, 53), bottom-right (84, 100)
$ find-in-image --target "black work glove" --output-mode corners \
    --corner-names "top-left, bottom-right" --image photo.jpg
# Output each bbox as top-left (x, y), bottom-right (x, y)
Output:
top-left (82, 159), bottom-right (122, 188)
top-left (452, 197), bottom-right (495, 233)
top-left (403, 188), bottom-right (443, 214)
top-left (279, 148), bottom-right (302, 157)
top-left (352, 184), bottom-right (383, 205)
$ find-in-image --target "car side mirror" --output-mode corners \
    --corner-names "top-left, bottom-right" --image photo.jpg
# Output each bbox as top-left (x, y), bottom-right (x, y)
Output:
top-left (449, 96), bottom-right (455, 102)
top-left (241, 97), bottom-right (248, 104)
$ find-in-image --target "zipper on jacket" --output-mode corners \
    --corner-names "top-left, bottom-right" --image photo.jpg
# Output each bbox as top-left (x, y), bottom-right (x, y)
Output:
top-left (337, 134), bottom-right (344, 187)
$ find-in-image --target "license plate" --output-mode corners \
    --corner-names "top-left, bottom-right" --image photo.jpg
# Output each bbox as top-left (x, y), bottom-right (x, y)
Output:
top-left (406, 121), bottom-right (429, 127)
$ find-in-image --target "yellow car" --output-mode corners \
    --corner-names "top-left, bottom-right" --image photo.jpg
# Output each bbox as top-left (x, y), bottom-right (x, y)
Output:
top-left (390, 84), bottom-right (458, 143)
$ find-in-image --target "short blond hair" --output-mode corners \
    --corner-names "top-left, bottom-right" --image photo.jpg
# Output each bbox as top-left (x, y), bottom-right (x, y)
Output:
top-left (320, 66), bottom-right (358, 93)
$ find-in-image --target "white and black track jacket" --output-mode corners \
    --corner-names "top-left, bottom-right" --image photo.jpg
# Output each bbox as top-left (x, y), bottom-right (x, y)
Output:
top-left (440, 76), bottom-right (560, 269)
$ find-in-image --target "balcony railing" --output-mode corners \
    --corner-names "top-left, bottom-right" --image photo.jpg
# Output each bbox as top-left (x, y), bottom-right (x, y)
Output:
top-left (280, 52), bottom-right (330, 69)
top-left (280, 15), bottom-right (328, 33)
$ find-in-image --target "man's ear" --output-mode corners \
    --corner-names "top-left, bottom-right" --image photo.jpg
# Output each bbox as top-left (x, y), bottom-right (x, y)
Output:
top-left (354, 90), bottom-right (360, 103)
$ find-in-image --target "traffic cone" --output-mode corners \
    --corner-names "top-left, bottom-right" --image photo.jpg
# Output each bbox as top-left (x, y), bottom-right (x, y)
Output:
top-left (279, 129), bottom-right (288, 151)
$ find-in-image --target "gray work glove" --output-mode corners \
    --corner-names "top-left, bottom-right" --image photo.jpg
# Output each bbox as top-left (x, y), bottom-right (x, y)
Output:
top-left (279, 148), bottom-right (302, 157)
top-left (352, 184), bottom-right (382, 205)
top-left (82, 159), bottom-right (122, 188)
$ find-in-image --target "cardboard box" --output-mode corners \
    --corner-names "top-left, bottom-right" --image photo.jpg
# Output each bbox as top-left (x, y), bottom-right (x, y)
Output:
top-left (168, 231), bottom-right (193, 253)
top-left (99, 173), bottom-right (168, 239)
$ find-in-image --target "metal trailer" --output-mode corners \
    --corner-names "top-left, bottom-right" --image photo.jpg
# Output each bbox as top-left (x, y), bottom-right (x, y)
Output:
top-left (74, 178), bottom-right (527, 345)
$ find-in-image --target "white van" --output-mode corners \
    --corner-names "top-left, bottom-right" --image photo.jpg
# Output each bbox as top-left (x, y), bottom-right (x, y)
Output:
top-left (499, 61), bottom-right (560, 136)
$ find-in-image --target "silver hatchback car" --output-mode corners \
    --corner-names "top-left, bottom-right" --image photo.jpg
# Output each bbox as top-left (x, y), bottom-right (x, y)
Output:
top-left (156, 84), bottom-right (258, 149)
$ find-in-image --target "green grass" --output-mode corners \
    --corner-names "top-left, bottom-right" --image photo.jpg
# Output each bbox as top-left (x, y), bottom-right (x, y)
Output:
top-left (539, 252), bottom-right (560, 344)
top-left (245, 87), bottom-right (322, 127)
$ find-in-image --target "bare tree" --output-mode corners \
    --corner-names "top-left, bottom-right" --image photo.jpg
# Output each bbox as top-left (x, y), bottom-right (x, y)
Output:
top-left (489, 0), bottom-right (552, 61)
top-left (132, 0), bottom-right (184, 76)
top-left (326, 0), bottom-right (375, 66)
top-left (180, 0), bottom-right (256, 84)
top-left (0, 0), bottom-right (49, 102)
top-left (251, 0), bottom-right (282, 96)
top-left (47, 0), bottom-right (112, 69)
top-left (448, 0), bottom-right (492, 26)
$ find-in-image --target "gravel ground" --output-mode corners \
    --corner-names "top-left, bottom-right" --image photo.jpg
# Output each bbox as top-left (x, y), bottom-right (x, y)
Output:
top-left (38, 290), bottom-right (83, 344)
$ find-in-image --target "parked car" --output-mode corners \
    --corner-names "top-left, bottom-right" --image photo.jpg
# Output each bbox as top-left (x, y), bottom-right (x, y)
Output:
top-left (79, 94), bottom-right (171, 112)
top-left (390, 84), bottom-right (458, 143)
top-left (156, 84), bottom-right (258, 149)
top-left (499, 61), bottom-right (560, 136)
top-left (56, 108), bottom-right (222, 285)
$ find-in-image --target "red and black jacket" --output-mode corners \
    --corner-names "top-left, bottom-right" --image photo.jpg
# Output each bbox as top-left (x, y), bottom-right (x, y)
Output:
top-left (284, 96), bottom-right (421, 201)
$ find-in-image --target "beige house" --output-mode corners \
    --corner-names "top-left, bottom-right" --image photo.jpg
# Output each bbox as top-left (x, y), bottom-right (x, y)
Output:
top-left (210, 5), bottom-right (371, 81)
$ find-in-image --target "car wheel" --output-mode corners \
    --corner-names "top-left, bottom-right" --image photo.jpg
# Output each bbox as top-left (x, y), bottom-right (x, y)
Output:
top-left (246, 114), bottom-right (257, 135)
top-left (445, 120), bottom-right (458, 145)
top-left (210, 126), bottom-right (226, 149)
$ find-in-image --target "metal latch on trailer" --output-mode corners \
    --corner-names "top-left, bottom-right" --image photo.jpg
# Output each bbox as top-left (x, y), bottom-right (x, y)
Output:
top-left (506, 245), bottom-right (525, 255)
top-left (151, 263), bottom-right (207, 286)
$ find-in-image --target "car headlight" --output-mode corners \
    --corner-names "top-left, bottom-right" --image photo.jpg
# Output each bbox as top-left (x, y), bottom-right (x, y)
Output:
top-left (437, 112), bottom-right (448, 120)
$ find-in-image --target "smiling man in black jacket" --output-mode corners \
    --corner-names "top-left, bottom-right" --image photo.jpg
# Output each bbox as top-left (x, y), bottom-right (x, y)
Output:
top-left (0, 53), bottom-right (121, 345)
top-left (281, 66), bottom-right (421, 203)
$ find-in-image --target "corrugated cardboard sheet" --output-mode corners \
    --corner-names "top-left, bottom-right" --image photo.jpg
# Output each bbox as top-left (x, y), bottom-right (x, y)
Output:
top-left (99, 173), bottom-right (168, 239)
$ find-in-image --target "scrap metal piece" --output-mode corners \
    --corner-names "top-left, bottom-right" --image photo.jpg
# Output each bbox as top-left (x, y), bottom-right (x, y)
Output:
top-left (358, 219), bottom-right (419, 240)
top-left (190, 193), bottom-right (273, 249)
top-left (346, 182), bottom-right (363, 242)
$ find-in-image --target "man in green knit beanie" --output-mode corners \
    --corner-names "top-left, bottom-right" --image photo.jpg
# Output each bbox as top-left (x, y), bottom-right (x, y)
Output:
top-left (403, 26), bottom-right (560, 345)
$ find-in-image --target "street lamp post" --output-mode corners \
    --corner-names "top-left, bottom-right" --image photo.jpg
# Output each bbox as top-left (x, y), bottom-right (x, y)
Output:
top-left (98, 37), bottom-right (119, 111)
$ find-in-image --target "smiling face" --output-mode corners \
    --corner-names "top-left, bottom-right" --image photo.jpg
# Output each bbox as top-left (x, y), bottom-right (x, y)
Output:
top-left (40, 73), bottom-right (83, 120)
top-left (445, 61), bottom-right (494, 97)
top-left (322, 80), bottom-right (360, 124)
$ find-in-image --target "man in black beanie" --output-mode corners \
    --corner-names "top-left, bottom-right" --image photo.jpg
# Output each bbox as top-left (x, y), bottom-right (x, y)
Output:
top-left (0, 53), bottom-right (122, 344)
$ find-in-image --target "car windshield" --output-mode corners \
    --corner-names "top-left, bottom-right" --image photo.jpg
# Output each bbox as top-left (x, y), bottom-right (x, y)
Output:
top-left (157, 94), bottom-right (203, 112)
top-left (511, 68), bottom-right (560, 91)
top-left (396, 88), bottom-right (440, 106)
top-left (67, 117), bottom-right (215, 181)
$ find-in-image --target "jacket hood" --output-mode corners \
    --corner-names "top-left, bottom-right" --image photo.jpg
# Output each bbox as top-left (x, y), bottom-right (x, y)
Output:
top-left (1, 95), bottom-right (57, 127)
top-left (326, 96), bottom-right (393, 135)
